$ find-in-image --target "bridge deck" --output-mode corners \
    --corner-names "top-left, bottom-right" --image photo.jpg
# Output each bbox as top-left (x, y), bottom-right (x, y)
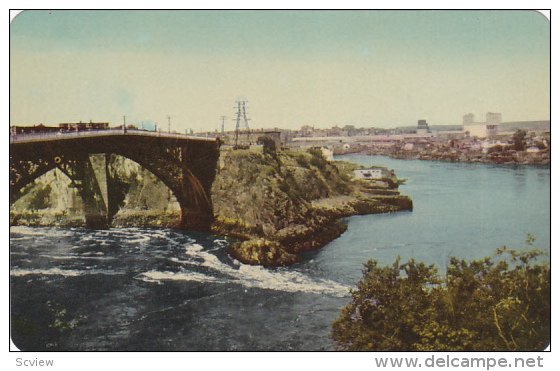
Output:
top-left (10, 129), bottom-right (218, 144)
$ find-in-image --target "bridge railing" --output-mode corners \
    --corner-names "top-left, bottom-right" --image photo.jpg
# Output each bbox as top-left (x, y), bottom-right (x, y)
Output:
top-left (9, 129), bottom-right (218, 143)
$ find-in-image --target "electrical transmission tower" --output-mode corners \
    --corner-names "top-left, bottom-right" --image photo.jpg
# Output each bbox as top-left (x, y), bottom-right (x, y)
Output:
top-left (220, 115), bottom-right (227, 134)
top-left (234, 100), bottom-right (250, 148)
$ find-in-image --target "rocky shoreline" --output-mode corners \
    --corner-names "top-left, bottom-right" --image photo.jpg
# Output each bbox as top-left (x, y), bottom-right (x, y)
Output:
top-left (335, 147), bottom-right (550, 166)
top-left (10, 147), bottom-right (412, 267)
top-left (208, 148), bottom-right (412, 266)
top-left (215, 192), bottom-right (412, 267)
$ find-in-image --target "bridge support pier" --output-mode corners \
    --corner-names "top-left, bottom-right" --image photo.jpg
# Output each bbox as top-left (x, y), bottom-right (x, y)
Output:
top-left (180, 209), bottom-right (213, 232)
top-left (58, 154), bottom-right (111, 229)
top-left (11, 133), bottom-right (221, 231)
top-left (83, 154), bottom-right (111, 229)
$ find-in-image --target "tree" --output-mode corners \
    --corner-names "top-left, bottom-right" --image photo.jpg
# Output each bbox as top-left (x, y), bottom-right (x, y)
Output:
top-left (28, 184), bottom-right (52, 210)
top-left (307, 148), bottom-right (328, 170)
top-left (257, 136), bottom-right (277, 159)
top-left (512, 129), bottom-right (527, 151)
top-left (342, 125), bottom-right (357, 136)
top-left (332, 247), bottom-right (550, 351)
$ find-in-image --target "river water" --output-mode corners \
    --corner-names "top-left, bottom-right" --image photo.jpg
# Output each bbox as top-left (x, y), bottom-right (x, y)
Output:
top-left (10, 155), bottom-right (550, 351)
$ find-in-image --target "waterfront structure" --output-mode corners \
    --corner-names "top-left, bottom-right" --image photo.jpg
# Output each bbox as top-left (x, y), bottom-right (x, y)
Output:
top-left (353, 168), bottom-right (385, 180)
top-left (462, 113), bottom-right (500, 138)
top-left (463, 123), bottom-right (487, 138)
top-left (416, 119), bottom-right (430, 134)
top-left (485, 112), bottom-right (502, 136)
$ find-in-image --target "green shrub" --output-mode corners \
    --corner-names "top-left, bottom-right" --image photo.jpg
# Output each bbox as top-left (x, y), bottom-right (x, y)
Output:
top-left (332, 246), bottom-right (550, 351)
top-left (28, 184), bottom-right (52, 210)
top-left (307, 148), bottom-right (327, 170)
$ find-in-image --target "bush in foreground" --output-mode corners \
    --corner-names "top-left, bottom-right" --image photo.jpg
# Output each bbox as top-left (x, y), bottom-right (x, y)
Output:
top-left (332, 247), bottom-right (550, 351)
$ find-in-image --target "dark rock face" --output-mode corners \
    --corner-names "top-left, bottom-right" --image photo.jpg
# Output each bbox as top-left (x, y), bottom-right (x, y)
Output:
top-left (210, 148), bottom-right (412, 266)
top-left (10, 155), bottom-right (182, 228)
top-left (228, 239), bottom-right (299, 267)
top-left (10, 148), bottom-right (413, 267)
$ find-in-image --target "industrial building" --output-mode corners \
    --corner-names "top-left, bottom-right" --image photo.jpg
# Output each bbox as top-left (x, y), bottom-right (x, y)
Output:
top-left (462, 112), bottom-right (501, 138)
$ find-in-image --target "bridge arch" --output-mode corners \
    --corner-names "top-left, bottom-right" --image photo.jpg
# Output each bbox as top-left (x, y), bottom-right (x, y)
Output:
top-left (10, 133), bottom-right (220, 231)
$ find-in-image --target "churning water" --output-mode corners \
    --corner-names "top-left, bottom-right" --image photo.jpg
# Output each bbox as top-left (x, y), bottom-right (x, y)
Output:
top-left (10, 155), bottom-right (550, 351)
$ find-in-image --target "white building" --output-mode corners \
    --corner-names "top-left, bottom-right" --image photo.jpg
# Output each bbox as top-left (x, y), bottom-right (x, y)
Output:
top-left (354, 168), bottom-right (385, 180)
top-left (463, 123), bottom-right (488, 138)
top-left (486, 112), bottom-right (502, 125)
top-left (462, 112), bottom-right (501, 138)
top-left (320, 147), bottom-right (334, 161)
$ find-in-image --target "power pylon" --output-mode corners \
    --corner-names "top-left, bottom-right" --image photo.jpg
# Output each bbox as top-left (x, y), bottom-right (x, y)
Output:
top-left (220, 116), bottom-right (227, 134)
top-left (234, 100), bottom-right (250, 147)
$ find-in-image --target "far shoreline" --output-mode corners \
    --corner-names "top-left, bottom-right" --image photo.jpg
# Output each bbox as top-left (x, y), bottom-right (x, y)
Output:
top-left (334, 149), bottom-right (550, 167)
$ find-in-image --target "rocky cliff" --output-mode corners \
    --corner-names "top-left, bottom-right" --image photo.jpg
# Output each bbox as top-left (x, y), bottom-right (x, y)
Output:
top-left (10, 147), bottom-right (412, 266)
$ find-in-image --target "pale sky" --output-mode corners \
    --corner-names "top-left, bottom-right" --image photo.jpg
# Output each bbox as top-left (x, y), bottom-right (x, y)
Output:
top-left (10, 10), bottom-right (550, 131)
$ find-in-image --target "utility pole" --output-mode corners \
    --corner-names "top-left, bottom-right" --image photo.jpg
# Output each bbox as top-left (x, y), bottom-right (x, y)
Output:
top-left (167, 115), bottom-right (171, 133)
top-left (123, 115), bottom-right (127, 133)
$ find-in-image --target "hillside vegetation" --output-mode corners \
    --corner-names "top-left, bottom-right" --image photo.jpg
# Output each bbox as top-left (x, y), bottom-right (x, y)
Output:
top-left (10, 147), bottom-right (412, 266)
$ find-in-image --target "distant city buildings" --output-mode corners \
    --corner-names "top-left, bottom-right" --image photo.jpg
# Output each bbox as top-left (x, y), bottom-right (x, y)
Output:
top-left (486, 112), bottom-right (502, 125)
top-left (462, 112), bottom-right (502, 138)
top-left (416, 119), bottom-right (430, 134)
top-left (463, 113), bottom-right (475, 125)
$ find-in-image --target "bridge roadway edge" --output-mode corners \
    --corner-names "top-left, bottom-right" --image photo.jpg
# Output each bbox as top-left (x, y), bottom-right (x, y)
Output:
top-left (9, 132), bottom-right (221, 232)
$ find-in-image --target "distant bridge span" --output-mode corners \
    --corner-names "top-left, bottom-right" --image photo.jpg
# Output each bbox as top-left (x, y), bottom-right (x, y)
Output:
top-left (10, 130), bottom-right (221, 231)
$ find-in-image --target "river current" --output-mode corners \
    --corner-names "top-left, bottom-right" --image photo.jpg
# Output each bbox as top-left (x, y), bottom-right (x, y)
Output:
top-left (10, 155), bottom-right (550, 351)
